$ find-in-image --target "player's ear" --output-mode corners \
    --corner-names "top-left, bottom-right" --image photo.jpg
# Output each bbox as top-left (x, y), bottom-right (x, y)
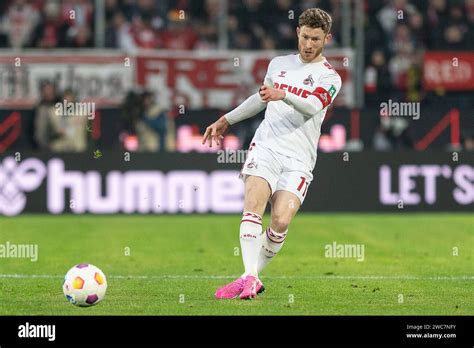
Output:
top-left (296, 27), bottom-right (300, 37)
top-left (324, 33), bottom-right (332, 45)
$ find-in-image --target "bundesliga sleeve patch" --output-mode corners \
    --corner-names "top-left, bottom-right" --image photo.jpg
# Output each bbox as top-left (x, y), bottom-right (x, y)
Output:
top-left (311, 87), bottom-right (332, 108)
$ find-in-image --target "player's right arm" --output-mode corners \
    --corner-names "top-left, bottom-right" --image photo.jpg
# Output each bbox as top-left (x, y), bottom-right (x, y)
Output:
top-left (202, 59), bottom-right (275, 147)
top-left (201, 93), bottom-right (266, 147)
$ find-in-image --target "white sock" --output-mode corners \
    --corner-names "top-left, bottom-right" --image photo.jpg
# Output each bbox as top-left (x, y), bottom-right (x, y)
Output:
top-left (257, 227), bottom-right (288, 273)
top-left (239, 211), bottom-right (263, 278)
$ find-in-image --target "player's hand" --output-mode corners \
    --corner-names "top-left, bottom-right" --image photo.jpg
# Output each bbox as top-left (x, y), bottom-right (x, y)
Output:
top-left (202, 116), bottom-right (229, 147)
top-left (259, 85), bottom-right (285, 103)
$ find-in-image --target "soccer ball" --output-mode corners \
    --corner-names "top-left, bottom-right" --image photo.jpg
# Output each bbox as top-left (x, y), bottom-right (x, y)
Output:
top-left (63, 264), bottom-right (107, 307)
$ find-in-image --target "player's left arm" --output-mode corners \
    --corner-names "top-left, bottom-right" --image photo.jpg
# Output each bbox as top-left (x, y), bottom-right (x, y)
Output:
top-left (260, 72), bottom-right (342, 118)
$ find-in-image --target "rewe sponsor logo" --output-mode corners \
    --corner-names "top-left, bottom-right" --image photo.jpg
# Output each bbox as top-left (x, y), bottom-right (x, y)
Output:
top-left (273, 82), bottom-right (313, 98)
top-left (18, 322), bottom-right (55, 341)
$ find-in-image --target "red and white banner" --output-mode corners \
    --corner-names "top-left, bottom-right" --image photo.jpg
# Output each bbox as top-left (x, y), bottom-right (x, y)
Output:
top-left (0, 49), bottom-right (354, 109)
top-left (0, 53), bottom-right (134, 108)
top-left (136, 49), bottom-right (355, 109)
top-left (423, 52), bottom-right (474, 91)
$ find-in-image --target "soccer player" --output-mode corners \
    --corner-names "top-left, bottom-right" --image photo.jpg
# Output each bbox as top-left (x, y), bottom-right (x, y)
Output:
top-left (202, 8), bottom-right (342, 300)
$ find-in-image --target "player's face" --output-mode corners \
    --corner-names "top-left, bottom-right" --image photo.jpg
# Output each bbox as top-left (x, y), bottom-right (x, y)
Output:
top-left (297, 26), bottom-right (331, 63)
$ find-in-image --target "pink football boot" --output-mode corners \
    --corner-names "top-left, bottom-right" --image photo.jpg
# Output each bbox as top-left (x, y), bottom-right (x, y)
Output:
top-left (215, 277), bottom-right (245, 299)
top-left (215, 277), bottom-right (265, 299)
top-left (239, 275), bottom-right (260, 300)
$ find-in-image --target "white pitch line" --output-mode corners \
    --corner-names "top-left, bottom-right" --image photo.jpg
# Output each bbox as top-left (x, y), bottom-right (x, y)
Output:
top-left (0, 274), bottom-right (473, 281)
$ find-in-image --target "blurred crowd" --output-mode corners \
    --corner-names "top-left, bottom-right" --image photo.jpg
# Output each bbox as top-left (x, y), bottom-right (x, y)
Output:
top-left (1, 0), bottom-right (472, 50)
top-left (0, 0), bottom-right (94, 48)
top-left (363, 0), bottom-right (474, 151)
top-left (28, 84), bottom-right (174, 153)
top-left (365, 0), bottom-right (474, 102)
top-left (0, 0), bottom-right (472, 153)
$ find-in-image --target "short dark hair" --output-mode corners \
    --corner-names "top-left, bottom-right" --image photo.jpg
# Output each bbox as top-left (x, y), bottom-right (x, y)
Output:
top-left (298, 8), bottom-right (333, 34)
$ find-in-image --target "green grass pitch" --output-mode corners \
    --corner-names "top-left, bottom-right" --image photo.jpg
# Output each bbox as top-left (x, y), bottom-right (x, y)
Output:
top-left (0, 214), bottom-right (472, 315)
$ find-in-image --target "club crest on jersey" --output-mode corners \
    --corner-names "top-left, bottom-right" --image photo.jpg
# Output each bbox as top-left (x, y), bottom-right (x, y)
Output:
top-left (278, 71), bottom-right (286, 77)
top-left (303, 74), bottom-right (314, 87)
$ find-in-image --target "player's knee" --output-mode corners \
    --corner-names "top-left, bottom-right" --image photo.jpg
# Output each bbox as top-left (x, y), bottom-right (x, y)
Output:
top-left (271, 214), bottom-right (291, 233)
top-left (244, 197), bottom-right (265, 213)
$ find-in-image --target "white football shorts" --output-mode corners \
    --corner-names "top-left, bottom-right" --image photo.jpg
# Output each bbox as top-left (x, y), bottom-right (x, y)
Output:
top-left (239, 142), bottom-right (314, 205)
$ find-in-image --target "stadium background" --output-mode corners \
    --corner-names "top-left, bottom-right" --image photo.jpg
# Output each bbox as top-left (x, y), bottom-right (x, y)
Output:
top-left (0, 0), bottom-right (472, 215)
top-left (0, 0), bottom-right (473, 318)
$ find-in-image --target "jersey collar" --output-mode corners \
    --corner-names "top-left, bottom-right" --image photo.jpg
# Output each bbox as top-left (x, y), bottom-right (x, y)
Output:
top-left (296, 53), bottom-right (326, 65)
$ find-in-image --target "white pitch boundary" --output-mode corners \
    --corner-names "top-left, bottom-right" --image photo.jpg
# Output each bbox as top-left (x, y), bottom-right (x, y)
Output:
top-left (0, 274), bottom-right (473, 281)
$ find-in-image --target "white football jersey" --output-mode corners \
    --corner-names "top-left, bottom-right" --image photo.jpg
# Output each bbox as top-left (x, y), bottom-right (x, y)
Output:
top-left (252, 53), bottom-right (342, 171)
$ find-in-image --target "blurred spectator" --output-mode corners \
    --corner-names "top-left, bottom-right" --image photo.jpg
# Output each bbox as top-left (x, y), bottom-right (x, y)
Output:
top-left (138, 91), bottom-right (168, 151)
top-left (131, 0), bottom-right (166, 29)
top-left (466, 0), bottom-right (474, 48)
top-left (439, 24), bottom-right (466, 50)
top-left (389, 23), bottom-right (416, 56)
top-left (34, 81), bottom-right (60, 151)
top-left (388, 23), bottom-right (422, 95)
top-left (68, 24), bottom-right (92, 47)
top-left (426, 0), bottom-right (448, 30)
top-left (229, 0), bottom-right (266, 49)
top-left (61, 0), bottom-right (94, 47)
top-left (119, 90), bottom-right (142, 150)
top-left (35, 85), bottom-right (88, 152)
top-left (120, 90), bottom-right (175, 152)
top-left (0, 0), bottom-right (40, 48)
top-left (374, 115), bottom-right (414, 150)
top-left (467, 0), bottom-right (474, 23)
top-left (131, 13), bottom-right (161, 49)
top-left (192, 0), bottom-right (219, 49)
top-left (432, 3), bottom-right (470, 50)
top-left (105, 11), bottom-right (136, 51)
top-left (365, 50), bottom-right (392, 103)
top-left (376, 0), bottom-right (419, 37)
top-left (31, 0), bottom-right (66, 49)
top-left (158, 10), bottom-right (198, 49)
top-left (105, 0), bottom-right (119, 22)
top-left (269, 0), bottom-right (296, 49)
top-left (53, 89), bottom-right (88, 152)
top-left (408, 13), bottom-right (428, 48)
